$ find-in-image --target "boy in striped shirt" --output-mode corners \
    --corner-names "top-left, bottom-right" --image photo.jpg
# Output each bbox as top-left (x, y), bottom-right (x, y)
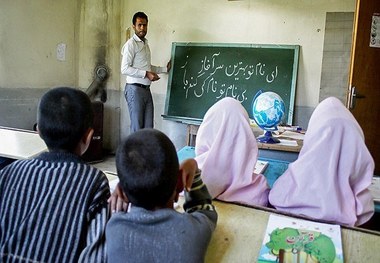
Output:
top-left (0, 87), bottom-right (110, 262)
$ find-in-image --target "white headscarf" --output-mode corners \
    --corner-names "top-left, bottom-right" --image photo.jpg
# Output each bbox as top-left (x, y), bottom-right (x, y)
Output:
top-left (195, 97), bottom-right (269, 206)
top-left (269, 97), bottom-right (374, 226)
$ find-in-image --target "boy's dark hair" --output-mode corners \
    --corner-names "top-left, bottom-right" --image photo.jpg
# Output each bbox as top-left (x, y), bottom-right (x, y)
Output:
top-left (37, 87), bottom-right (93, 152)
top-left (116, 129), bottom-right (179, 210)
top-left (132, 11), bottom-right (148, 25)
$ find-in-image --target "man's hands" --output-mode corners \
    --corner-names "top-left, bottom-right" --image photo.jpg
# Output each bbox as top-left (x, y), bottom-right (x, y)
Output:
top-left (145, 59), bottom-right (171, 82)
top-left (146, 71), bottom-right (160, 81)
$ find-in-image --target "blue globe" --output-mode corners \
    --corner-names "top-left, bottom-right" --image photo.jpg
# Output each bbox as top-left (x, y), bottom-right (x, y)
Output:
top-left (252, 91), bottom-right (285, 131)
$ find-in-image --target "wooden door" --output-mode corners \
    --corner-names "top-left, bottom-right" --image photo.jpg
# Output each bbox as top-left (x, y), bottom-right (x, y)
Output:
top-left (348, 0), bottom-right (380, 175)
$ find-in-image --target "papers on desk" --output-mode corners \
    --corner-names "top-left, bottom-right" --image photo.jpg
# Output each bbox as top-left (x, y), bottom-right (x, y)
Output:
top-left (369, 176), bottom-right (380, 202)
top-left (277, 139), bottom-right (298, 147)
top-left (257, 214), bottom-right (343, 263)
top-left (272, 131), bottom-right (305, 148)
top-left (277, 130), bottom-right (305, 140)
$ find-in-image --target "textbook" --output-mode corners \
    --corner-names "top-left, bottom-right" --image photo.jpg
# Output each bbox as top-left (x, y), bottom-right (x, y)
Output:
top-left (257, 214), bottom-right (343, 263)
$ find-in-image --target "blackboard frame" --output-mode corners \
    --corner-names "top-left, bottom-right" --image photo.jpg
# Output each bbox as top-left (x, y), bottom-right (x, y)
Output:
top-left (163, 42), bottom-right (299, 125)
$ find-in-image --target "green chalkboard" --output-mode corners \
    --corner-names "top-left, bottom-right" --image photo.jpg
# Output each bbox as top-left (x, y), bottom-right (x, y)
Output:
top-left (163, 42), bottom-right (299, 125)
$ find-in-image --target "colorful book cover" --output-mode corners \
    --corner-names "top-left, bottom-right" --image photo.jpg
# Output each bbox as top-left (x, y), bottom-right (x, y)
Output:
top-left (257, 214), bottom-right (343, 263)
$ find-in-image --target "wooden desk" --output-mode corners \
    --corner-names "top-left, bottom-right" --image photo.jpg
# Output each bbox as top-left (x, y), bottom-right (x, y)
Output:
top-left (177, 198), bottom-right (380, 262)
top-left (257, 136), bottom-right (303, 152)
top-left (186, 124), bottom-right (303, 153)
top-left (0, 127), bottom-right (47, 159)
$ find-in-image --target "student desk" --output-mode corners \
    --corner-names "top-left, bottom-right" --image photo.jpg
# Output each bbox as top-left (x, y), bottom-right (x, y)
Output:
top-left (176, 198), bottom-right (380, 262)
top-left (177, 146), bottom-right (380, 214)
top-left (0, 126), bottom-right (47, 159)
top-left (186, 124), bottom-right (302, 162)
top-left (177, 146), bottom-right (290, 188)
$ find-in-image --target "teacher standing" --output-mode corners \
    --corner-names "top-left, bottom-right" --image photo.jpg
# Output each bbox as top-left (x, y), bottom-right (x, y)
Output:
top-left (121, 11), bottom-right (171, 133)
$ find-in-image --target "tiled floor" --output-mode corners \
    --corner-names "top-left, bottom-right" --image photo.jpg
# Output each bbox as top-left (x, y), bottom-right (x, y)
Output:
top-left (90, 154), bottom-right (117, 174)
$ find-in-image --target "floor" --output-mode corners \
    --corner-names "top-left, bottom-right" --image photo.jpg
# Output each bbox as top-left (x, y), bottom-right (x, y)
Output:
top-left (91, 154), bottom-right (117, 174)
top-left (90, 154), bottom-right (118, 191)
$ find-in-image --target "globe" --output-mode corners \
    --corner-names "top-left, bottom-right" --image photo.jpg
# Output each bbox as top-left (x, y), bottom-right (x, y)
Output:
top-left (251, 91), bottom-right (285, 143)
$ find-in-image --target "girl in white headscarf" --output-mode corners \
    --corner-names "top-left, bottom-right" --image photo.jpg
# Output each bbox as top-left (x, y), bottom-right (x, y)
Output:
top-left (269, 97), bottom-right (374, 226)
top-left (195, 97), bottom-right (270, 206)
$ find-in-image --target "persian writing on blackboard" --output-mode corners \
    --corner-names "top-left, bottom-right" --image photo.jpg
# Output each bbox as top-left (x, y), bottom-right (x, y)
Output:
top-left (180, 52), bottom-right (279, 103)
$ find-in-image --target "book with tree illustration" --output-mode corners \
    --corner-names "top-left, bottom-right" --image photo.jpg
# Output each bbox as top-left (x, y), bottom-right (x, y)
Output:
top-left (257, 214), bottom-right (343, 263)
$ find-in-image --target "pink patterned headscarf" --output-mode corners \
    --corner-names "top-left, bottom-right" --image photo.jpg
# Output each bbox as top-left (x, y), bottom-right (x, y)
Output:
top-left (269, 97), bottom-right (374, 226)
top-left (195, 97), bottom-right (269, 206)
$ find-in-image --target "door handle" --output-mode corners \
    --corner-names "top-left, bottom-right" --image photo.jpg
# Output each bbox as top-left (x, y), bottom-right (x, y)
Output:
top-left (349, 86), bottom-right (365, 109)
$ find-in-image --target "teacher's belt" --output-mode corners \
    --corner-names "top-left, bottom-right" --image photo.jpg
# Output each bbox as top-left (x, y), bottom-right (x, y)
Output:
top-left (129, 83), bottom-right (150, 89)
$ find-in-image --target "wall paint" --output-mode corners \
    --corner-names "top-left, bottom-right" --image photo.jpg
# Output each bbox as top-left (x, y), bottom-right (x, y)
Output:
top-left (0, 0), bottom-right (356, 152)
top-left (122, 0), bottom-right (355, 107)
top-left (0, 0), bottom-right (77, 88)
top-left (77, 0), bottom-right (122, 152)
top-left (0, 0), bottom-right (123, 153)
top-left (119, 0), bottom-right (354, 149)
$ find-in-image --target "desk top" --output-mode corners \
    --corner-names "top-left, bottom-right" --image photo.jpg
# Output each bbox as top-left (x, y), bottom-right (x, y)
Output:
top-left (0, 127), bottom-right (47, 159)
top-left (257, 139), bottom-right (303, 152)
top-left (177, 198), bottom-right (380, 262)
top-left (187, 123), bottom-right (304, 152)
top-left (256, 130), bottom-right (304, 152)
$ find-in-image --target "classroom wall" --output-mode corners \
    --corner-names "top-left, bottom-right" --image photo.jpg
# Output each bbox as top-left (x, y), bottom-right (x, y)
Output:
top-left (77, 0), bottom-right (122, 152)
top-left (0, 1), bottom-right (77, 89)
top-left (0, 0), bottom-right (355, 153)
top-left (122, 0), bottom-right (355, 104)
top-left (0, 0), bottom-right (77, 132)
top-left (0, 0), bottom-right (123, 153)
top-left (119, 0), bottom-right (355, 148)
top-left (319, 12), bottom-right (354, 102)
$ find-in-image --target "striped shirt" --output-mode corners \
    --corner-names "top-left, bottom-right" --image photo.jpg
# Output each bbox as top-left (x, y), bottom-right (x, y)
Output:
top-left (0, 152), bottom-right (110, 263)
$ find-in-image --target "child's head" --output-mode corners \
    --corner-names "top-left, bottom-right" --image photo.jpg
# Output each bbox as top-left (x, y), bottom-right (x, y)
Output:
top-left (37, 87), bottom-right (94, 154)
top-left (116, 129), bottom-right (180, 210)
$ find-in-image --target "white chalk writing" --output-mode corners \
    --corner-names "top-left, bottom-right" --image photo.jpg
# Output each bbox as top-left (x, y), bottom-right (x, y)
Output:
top-left (180, 52), bottom-right (279, 102)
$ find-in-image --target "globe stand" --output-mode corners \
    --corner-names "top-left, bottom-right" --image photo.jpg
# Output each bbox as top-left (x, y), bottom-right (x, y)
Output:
top-left (257, 130), bottom-right (280, 144)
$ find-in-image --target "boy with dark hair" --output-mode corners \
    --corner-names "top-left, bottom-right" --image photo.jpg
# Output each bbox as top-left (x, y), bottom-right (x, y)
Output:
top-left (0, 87), bottom-right (110, 263)
top-left (106, 129), bottom-right (217, 263)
